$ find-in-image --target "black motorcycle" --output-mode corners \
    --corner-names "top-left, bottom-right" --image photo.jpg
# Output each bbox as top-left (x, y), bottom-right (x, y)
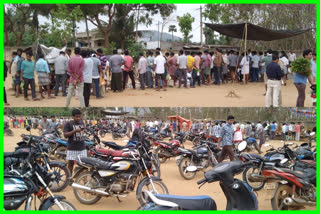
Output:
top-left (139, 160), bottom-right (258, 210)
top-left (71, 141), bottom-right (168, 205)
top-left (4, 127), bottom-right (70, 192)
top-left (112, 127), bottom-right (130, 139)
top-left (176, 141), bottom-right (220, 180)
top-left (4, 134), bottom-right (76, 210)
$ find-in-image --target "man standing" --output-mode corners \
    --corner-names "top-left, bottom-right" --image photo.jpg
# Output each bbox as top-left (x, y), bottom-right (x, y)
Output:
top-left (288, 50), bottom-right (296, 65)
top-left (38, 115), bottom-right (50, 133)
top-left (153, 51), bottom-right (167, 91)
top-left (65, 47), bottom-right (85, 107)
top-left (213, 49), bottom-right (223, 85)
top-left (192, 52), bottom-right (201, 87)
top-left (186, 51), bottom-right (195, 87)
top-left (182, 120), bottom-right (187, 132)
top-left (48, 115), bottom-right (61, 132)
top-left (217, 115), bottom-right (235, 162)
top-left (177, 50), bottom-right (188, 88)
top-left (14, 49), bottom-right (23, 97)
top-left (138, 53), bottom-right (147, 90)
top-left (270, 122), bottom-right (276, 139)
top-left (265, 53), bottom-right (284, 107)
top-left (261, 49), bottom-right (273, 95)
top-left (228, 50), bottom-right (238, 83)
top-left (21, 52), bottom-right (39, 101)
top-left (109, 49), bottom-right (125, 92)
top-left (82, 50), bottom-right (93, 107)
top-left (63, 109), bottom-right (86, 175)
top-left (90, 52), bottom-right (103, 99)
top-left (251, 51), bottom-right (260, 82)
top-left (123, 50), bottom-right (135, 90)
top-left (295, 122), bottom-right (303, 142)
top-left (146, 51), bottom-right (154, 88)
top-left (36, 54), bottom-right (55, 99)
top-left (54, 51), bottom-right (68, 96)
top-left (96, 49), bottom-right (107, 97)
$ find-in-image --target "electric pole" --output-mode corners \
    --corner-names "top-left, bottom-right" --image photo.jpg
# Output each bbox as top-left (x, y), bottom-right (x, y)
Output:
top-left (157, 21), bottom-right (161, 48)
top-left (200, 6), bottom-right (203, 50)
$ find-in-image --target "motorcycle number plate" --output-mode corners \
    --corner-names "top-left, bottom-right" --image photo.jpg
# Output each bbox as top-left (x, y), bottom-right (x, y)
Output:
top-left (312, 98), bottom-right (316, 102)
top-left (264, 183), bottom-right (276, 190)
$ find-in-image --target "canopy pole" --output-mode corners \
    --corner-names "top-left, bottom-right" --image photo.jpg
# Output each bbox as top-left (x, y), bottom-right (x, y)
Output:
top-left (243, 23), bottom-right (248, 84)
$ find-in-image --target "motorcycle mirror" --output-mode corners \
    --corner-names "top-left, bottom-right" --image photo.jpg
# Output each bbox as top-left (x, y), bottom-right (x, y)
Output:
top-left (186, 166), bottom-right (197, 172)
top-left (264, 143), bottom-right (270, 147)
top-left (123, 140), bottom-right (129, 143)
top-left (310, 132), bottom-right (315, 136)
top-left (238, 141), bottom-right (247, 152)
top-left (26, 126), bottom-right (31, 132)
top-left (280, 158), bottom-right (288, 164)
top-left (287, 142), bottom-right (294, 146)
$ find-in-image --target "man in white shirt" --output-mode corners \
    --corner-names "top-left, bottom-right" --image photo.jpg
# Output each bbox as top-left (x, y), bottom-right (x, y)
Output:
top-left (149, 121), bottom-right (154, 128)
top-left (138, 53), bottom-right (147, 90)
top-left (153, 51), bottom-right (167, 91)
top-left (177, 50), bottom-right (188, 88)
top-left (81, 50), bottom-right (93, 107)
top-left (288, 51), bottom-right (296, 64)
top-left (154, 119), bottom-right (159, 130)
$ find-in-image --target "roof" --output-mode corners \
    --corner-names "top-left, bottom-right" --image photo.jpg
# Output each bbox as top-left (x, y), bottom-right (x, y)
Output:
top-left (101, 110), bottom-right (129, 116)
top-left (205, 22), bottom-right (312, 41)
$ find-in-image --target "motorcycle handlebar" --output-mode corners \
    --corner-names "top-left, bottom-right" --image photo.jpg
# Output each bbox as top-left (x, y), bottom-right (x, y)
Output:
top-left (197, 178), bottom-right (207, 185)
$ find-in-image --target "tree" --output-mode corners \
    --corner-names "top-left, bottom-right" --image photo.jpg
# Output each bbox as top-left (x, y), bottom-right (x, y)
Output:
top-left (168, 25), bottom-right (177, 41)
top-left (159, 4), bottom-right (176, 46)
top-left (177, 13), bottom-right (195, 43)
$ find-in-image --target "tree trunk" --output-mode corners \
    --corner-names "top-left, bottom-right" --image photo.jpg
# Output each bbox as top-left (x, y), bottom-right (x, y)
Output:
top-left (104, 32), bottom-right (109, 49)
top-left (4, 6), bottom-right (9, 46)
top-left (120, 39), bottom-right (125, 50)
top-left (72, 17), bottom-right (76, 47)
top-left (84, 15), bottom-right (90, 48)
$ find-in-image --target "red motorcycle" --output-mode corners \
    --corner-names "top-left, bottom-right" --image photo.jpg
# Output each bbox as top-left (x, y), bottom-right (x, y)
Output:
top-left (262, 160), bottom-right (316, 210)
top-left (152, 138), bottom-right (184, 164)
top-left (193, 132), bottom-right (218, 146)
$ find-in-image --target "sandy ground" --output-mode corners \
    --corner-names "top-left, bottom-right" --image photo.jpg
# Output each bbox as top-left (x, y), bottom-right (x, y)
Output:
top-left (4, 72), bottom-right (313, 107)
top-left (4, 128), bottom-right (315, 210)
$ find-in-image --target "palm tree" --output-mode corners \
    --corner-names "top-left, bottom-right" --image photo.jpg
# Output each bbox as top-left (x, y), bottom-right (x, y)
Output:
top-left (168, 25), bottom-right (177, 41)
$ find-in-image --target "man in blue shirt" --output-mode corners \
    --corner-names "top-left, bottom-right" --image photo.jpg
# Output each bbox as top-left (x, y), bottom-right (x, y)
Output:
top-left (293, 49), bottom-right (314, 107)
top-left (14, 49), bottom-right (23, 97)
top-left (217, 115), bottom-right (235, 162)
top-left (20, 52), bottom-right (39, 101)
top-left (36, 53), bottom-right (55, 99)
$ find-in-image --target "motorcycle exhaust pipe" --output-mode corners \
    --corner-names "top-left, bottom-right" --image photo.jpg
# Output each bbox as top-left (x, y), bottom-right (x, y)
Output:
top-left (55, 151), bottom-right (66, 156)
top-left (248, 174), bottom-right (266, 182)
top-left (283, 197), bottom-right (316, 206)
top-left (72, 183), bottom-right (109, 196)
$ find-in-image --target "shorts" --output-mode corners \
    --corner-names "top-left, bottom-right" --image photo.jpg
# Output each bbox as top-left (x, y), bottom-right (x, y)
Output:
top-left (14, 72), bottom-right (21, 85)
top-left (229, 66), bottom-right (236, 72)
top-left (155, 73), bottom-right (166, 81)
top-left (204, 67), bottom-right (211, 75)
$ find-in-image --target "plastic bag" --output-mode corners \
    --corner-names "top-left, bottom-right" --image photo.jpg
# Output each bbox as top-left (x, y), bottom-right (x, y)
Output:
top-left (100, 76), bottom-right (106, 85)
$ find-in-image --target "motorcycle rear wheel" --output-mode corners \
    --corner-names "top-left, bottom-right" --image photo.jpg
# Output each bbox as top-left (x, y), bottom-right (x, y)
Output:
top-left (73, 171), bottom-right (102, 205)
top-left (178, 157), bottom-right (196, 180)
top-left (271, 184), bottom-right (294, 210)
top-left (49, 162), bottom-right (70, 192)
top-left (242, 165), bottom-right (265, 191)
top-left (158, 148), bottom-right (168, 163)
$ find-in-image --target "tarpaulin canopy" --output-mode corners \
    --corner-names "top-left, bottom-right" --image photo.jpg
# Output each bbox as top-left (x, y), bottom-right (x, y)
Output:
top-left (168, 115), bottom-right (191, 131)
top-left (205, 23), bottom-right (312, 41)
top-left (31, 40), bottom-right (66, 64)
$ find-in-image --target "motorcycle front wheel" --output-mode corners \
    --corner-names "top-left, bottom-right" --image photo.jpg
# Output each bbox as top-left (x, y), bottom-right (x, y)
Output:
top-left (136, 177), bottom-right (169, 205)
top-left (242, 165), bottom-right (265, 191)
top-left (158, 148), bottom-right (168, 163)
top-left (99, 130), bottom-right (105, 138)
top-left (73, 171), bottom-right (102, 205)
top-left (178, 157), bottom-right (196, 180)
top-left (49, 162), bottom-right (70, 192)
top-left (271, 184), bottom-right (294, 210)
top-left (44, 199), bottom-right (76, 210)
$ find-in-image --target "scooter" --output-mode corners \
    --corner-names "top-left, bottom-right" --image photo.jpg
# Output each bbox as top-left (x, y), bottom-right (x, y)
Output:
top-left (138, 160), bottom-right (258, 210)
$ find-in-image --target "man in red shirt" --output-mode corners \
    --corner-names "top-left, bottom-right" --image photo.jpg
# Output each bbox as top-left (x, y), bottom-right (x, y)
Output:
top-left (65, 47), bottom-right (85, 107)
top-left (123, 50), bottom-right (136, 90)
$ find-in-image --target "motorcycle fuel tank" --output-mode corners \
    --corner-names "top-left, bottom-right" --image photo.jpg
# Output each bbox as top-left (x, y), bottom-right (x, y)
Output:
top-left (195, 147), bottom-right (208, 154)
top-left (112, 161), bottom-right (132, 171)
top-left (170, 140), bottom-right (181, 147)
top-left (4, 177), bottom-right (28, 195)
top-left (269, 153), bottom-right (285, 162)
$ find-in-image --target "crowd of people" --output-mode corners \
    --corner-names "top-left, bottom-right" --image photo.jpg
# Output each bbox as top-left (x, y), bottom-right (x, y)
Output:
top-left (4, 46), bottom-right (316, 107)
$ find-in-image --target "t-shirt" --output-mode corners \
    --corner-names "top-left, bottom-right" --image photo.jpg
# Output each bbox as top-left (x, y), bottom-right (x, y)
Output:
top-left (251, 55), bottom-right (260, 68)
top-left (296, 124), bottom-right (302, 133)
top-left (194, 55), bottom-right (201, 69)
top-left (91, 57), bottom-right (101, 78)
top-left (40, 120), bottom-right (50, 131)
top-left (109, 55), bottom-right (125, 73)
top-left (177, 55), bottom-right (187, 69)
top-left (187, 55), bottom-right (195, 69)
top-left (83, 58), bottom-right (93, 83)
top-left (63, 120), bottom-right (85, 150)
top-left (228, 54), bottom-right (238, 67)
top-left (123, 55), bottom-right (134, 71)
top-left (270, 124), bottom-right (276, 132)
top-left (154, 55), bottom-right (166, 74)
top-left (311, 59), bottom-right (316, 78)
top-left (21, 60), bottom-right (35, 79)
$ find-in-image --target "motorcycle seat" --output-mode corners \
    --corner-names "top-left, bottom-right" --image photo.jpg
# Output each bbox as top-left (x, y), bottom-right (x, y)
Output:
top-left (153, 194), bottom-right (217, 210)
top-left (79, 157), bottom-right (118, 170)
top-left (279, 168), bottom-right (306, 179)
top-left (96, 148), bottom-right (128, 157)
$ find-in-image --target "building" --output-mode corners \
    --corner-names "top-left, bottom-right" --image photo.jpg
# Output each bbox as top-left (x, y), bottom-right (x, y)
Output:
top-left (76, 29), bottom-right (105, 49)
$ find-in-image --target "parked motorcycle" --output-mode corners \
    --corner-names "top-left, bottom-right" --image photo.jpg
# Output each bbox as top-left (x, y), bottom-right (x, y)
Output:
top-left (139, 160), bottom-right (258, 210)
top-left (310, 84), bottom-right (316, 107)
top-left (5, 127), bottom-right (70, 192)
top-left (71, 141), bottom-right (168, 205)
top-left (237, 137), bottom-right (262, 154)
top-left (4, 121), bottom-right (14, 136)
top-left (152, 136), bottom-right (184, 164)
top-left (4, 132), bottom-right (76, 210)
top-left (263, 165), bottom-right (316, 210)
top-left (176, 141), bottom-right (220, 180)
top-left (112, 127), bottom-right (130, 139)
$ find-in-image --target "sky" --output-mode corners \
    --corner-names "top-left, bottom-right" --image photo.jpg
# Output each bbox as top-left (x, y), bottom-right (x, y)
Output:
top-left (38, 4), bottom-right (207, 43)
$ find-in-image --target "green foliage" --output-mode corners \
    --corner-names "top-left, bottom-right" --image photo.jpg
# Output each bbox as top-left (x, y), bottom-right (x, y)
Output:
top-left (126, 40), bottom-right (145, 62)
top-left (291, 58), bottom-right (312, 76)
top-left (177, 13), bottom-right (195, 43)
top-left (102, 41), bottom-right (117, 55)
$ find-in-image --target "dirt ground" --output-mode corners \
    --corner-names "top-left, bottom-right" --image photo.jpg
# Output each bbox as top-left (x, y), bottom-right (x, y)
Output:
top-left (4, 72), bottom-right (313, 107)
top-left (4, 128), bottom-right (315, 210)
